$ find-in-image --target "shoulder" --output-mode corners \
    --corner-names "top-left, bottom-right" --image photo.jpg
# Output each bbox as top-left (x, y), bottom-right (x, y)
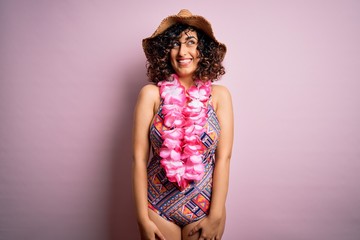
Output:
top-left (137, 83), bottom-right (160, 101)
top-left (211, 84), bottom-right (233, 126)
top-left (211, 84), bottom-right (232, 109)
top-left (139, 83), bottom-right (159, 96)
top-left (211, 84), bottom-right (232, 112)
top-left (136, 83), bottom-right (160, 113)
top-left (212, 84), bottom-right (231, 98)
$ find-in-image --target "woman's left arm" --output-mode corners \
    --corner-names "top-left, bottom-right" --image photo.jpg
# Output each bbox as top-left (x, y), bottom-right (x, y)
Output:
top-left (189, 85), bottom-right (234, 240)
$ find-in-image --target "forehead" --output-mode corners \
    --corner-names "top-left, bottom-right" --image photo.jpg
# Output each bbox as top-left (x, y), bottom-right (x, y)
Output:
top-left (177, 29), bottom-right (198, 40)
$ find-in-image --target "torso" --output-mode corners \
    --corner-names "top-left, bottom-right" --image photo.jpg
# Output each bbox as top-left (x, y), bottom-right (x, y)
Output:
top-left (146, 82), bottom-right (221, 227)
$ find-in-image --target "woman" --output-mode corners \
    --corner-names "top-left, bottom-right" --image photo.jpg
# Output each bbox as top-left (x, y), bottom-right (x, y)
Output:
top-left (132, 9), bottom-right (233, 240)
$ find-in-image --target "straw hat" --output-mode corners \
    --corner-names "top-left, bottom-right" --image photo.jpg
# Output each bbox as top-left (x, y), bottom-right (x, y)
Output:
top-left (142, 9), bottom-right (226, 52)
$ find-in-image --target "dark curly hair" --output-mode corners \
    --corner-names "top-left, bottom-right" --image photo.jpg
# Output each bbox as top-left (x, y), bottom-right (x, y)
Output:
top-left (143, 23), bottom-right (226, 83)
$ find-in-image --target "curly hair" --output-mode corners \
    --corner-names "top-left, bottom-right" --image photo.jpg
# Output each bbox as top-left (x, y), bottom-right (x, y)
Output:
top-left (143, 23), bottom-right (226, 83)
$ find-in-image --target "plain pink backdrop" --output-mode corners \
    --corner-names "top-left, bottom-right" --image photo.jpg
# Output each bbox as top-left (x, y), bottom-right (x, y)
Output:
top-left (1, 0), bottom-right (360, 239)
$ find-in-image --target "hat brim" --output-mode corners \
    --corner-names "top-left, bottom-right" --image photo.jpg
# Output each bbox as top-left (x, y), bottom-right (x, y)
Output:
top-left (142, 10), bottom-right (226, 52)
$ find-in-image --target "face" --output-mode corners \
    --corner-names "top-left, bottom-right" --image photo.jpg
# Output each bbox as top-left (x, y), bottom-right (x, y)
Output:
top-left (170, 30), bottom-right (200, 79)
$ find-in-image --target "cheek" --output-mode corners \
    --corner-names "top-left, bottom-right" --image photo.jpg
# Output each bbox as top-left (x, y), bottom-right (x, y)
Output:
top-left (194, 50), bottom-right (200, 64)
top-left (170, 50), bottom-right (177, 62)
top-left (194, 49), bottom-right (200, 58)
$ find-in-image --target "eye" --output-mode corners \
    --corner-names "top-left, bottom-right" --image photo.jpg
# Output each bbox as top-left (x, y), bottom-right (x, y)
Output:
top-left (187, 40), bottom-right (196, 45)
top-left (172, 41), bottom-right (180, 48)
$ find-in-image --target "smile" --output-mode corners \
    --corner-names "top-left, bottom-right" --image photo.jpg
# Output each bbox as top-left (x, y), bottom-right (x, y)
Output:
top-left (177, 58), bottom-right (193, 65)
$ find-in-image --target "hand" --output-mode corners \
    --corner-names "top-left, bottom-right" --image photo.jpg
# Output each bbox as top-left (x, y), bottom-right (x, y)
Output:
top-left (138, 219), bottom-right (166, 240)
top-left (188, 214), bottom-right (225, 240)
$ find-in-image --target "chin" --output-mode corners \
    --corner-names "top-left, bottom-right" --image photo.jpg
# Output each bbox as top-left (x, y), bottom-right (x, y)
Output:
top-left (176, 69), bottom-right (196, 77)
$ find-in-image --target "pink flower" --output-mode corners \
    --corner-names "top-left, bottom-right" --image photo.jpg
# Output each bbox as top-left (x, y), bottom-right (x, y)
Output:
top-left (188, 155), bottom-right (203, 164)
top-left (183, 107), bottom-right (206, 118)
top-left (163, 138), bottom-right (182, 149)
top-left (183, 134), bottom-right (199, 143)
top-left (159, 148), bottom-right (181, 161)
top-left (161, 159), bottom-right (184, 169)
top-left (178, 177), bottom-right (189, 189)
top-left (162, 128), bottom-right (184, 140)
top-left (163, 111), bottom-right (185, 128)
top-left (184, 124), bottom-right (204, 135)
top-left (188, 83), bottom-right (211, 102)
top-left (161, 84), bottom-right (186, 105)
top-left (184, 160), bottom-right (205, 180)
top-left (158, 74), bottom-right (212, 187)
top-left (162, 104), bottom-right (183, 114)
top-left (187, 99), bottom-right (206, 109)
top-left (187, 110), bottom-right (207, 121)
top-left (183, 143), bottom-right (203, 156)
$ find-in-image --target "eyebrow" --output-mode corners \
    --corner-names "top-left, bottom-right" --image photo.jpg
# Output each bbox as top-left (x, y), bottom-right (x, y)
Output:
top-left (184, 36), bottom-right (197, 40)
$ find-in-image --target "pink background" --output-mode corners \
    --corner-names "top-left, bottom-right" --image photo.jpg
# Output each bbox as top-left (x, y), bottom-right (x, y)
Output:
top-left (1, 0), bottom-right (360, 239)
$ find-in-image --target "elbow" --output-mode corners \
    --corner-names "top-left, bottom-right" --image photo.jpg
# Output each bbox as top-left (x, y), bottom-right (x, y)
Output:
top-left (215, 154), bottom-right (232, 168)
top-left (226, 152), bottom-right (232, 162)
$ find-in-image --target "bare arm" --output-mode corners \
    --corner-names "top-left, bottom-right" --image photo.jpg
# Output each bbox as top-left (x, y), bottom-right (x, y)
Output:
top-left (209, 85), bottom-right (234, 219)
top-left (132, 84), bottom-right (165, 240)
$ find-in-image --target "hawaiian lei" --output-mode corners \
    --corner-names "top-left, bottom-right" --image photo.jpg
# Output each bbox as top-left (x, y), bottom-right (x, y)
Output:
top-left (158, 74), bottom-right (211, 189)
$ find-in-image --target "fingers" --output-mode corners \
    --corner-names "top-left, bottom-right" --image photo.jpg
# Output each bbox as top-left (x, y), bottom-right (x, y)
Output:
top-left (192, 228), bottom-right (221, 240)
top-left (154, 228), bottom-right (166, 240)
top-left (188, 218), bottom-right (222, 239)
top-left (188, 223), bottom-right (201, 236)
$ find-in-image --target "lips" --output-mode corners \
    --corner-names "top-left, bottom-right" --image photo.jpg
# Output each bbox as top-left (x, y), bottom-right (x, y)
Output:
top-left (177, 58), bottom-right (192, 66)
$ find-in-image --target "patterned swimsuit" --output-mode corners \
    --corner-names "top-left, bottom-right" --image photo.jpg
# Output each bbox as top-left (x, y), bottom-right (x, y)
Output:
top-left (147, 91), bottom-right (221, 227)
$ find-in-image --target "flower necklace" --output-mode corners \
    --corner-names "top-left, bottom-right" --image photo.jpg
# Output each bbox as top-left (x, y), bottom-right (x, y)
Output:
top-left (158, 74), bottom-right (211, 189)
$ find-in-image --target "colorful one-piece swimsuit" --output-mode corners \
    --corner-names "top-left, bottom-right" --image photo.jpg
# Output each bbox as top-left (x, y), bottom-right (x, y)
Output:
top-left (147, 90), bottom-right (221, 227)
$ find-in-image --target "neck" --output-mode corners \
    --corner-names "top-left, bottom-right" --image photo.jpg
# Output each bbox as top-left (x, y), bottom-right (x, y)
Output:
top-left (178, 75), bottom-right (195, 90)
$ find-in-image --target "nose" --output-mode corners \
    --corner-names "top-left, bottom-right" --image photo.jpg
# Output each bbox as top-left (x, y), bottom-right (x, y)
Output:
top-left (178, 43), bottom-right (188, 56)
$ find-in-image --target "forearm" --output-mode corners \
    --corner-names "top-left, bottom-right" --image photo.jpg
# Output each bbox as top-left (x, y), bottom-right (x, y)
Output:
top-left (208, 157), bottom-right (230, 218)
top-left (132, 159), bottom-right (150, 224)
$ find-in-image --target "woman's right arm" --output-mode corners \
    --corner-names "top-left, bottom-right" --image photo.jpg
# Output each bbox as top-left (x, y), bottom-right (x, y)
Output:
top-left (132, 84), bottom-right (165, 240)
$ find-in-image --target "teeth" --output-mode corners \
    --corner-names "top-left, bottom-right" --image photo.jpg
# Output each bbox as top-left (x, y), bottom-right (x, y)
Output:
top-left (178, 59), bottom-right (191, 63)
